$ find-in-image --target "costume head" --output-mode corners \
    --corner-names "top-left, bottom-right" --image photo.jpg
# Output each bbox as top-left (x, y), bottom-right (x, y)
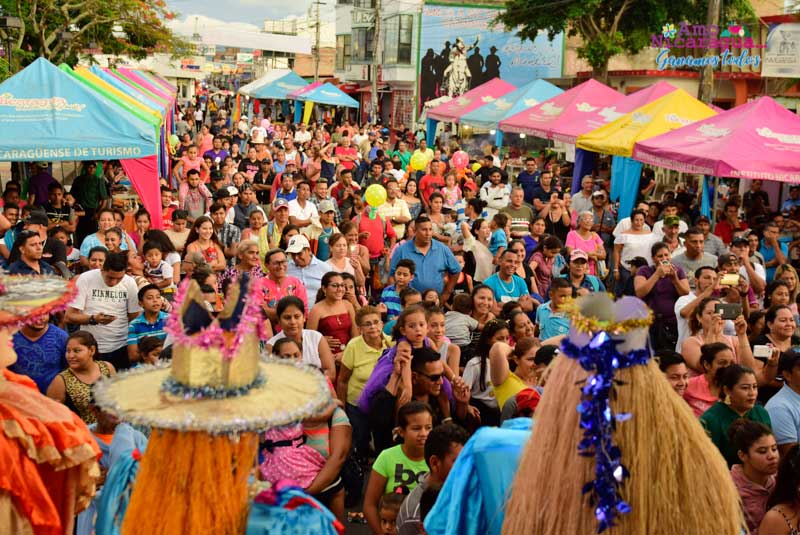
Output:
top-left (0, 274), bottom-right (101, 535)
top-left (94, 274), bottom-right (331, 535)
top-left (503, 294), bottom-right (744, 535)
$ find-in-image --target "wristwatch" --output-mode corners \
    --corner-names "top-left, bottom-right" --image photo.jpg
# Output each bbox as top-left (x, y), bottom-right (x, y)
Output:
top-left (88, 314), bottom-right (98, 326)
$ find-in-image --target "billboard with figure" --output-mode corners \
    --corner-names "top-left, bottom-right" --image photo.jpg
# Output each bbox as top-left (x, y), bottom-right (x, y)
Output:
top-left (418, 3), bottom-right (564, 113)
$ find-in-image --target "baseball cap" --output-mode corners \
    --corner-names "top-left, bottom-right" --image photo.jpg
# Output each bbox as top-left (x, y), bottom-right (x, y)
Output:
top-left (272, 198), bottom-right (289, 211)
top-left (213, 188), bottom-right (231, 200)
top-left (664, 215), bottom-right (681, 227)
top-left (592, 190), bottom-right (605, 198)
top-left (462, 180), bottom-right (478, 192)
top-left (731, 236), bottom-right (749, 247)
top-left (318, 200), bottom-right (336, 214)
top-left (285, 234), bottom-right (311, 254)
top-left (210, 170), bottom-right (224, 181)
top-left (226, 186), bottom-right (239, 197)
top-left (570, 249), bottom-right (588, 262)
top-left (285, 161), bottom-right (297, 167)
top-left (25, 210), bottom-right (49, 226)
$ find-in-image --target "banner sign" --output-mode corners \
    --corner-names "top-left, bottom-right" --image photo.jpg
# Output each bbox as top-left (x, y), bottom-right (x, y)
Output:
top-left (763, 23), bottom-right (800, 78)
top-left (418, 3), bottom-right (563, 112)
top-left (650, 21), bottom-right (764, 71)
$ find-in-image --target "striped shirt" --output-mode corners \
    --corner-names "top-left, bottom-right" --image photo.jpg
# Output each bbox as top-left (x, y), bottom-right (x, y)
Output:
top-left (381, 284), bottom-right (402, 320)
top-left (126, 311), bottom-right (169, 346)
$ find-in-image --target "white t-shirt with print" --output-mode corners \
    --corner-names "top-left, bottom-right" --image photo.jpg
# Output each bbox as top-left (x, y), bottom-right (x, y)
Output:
top-left (71, 269), bottom-right (142, 353)
top-left (288, 199), bottom-right (319, 221)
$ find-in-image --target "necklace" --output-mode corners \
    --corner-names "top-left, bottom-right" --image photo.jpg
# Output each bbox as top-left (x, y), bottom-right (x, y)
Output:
top-left (498, 275), bottom-right (515, 294)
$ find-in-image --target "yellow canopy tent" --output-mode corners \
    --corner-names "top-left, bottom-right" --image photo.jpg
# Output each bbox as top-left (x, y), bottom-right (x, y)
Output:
top-left (576, 88), bottom-right (717, 157)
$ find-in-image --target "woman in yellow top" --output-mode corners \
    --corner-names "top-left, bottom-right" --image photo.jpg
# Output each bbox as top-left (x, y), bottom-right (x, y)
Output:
top-left (489, 337), bottom-right (540, 411)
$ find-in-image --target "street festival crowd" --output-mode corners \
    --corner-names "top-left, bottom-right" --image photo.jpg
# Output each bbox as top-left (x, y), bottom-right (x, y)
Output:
top-left (10, 93), bottom-right (800, 535)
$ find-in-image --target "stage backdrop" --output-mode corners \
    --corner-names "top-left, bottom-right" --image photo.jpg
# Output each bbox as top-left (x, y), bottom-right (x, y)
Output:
top-left (418, 3), bottom-right (564, 114)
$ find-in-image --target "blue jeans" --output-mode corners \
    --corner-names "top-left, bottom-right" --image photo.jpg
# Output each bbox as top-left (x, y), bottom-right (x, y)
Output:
top-left (345, 403), bottom-right (371, 459)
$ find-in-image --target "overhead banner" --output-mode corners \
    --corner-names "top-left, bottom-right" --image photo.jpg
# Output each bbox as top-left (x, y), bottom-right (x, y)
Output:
top-left (763, 23), bottom-right (800, 78)
top-left (418, 3), bottom-right (563, 113)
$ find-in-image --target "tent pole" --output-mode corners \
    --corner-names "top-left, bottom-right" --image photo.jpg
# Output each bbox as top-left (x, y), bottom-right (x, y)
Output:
top-left (711, 175), bottom-right (720, 227)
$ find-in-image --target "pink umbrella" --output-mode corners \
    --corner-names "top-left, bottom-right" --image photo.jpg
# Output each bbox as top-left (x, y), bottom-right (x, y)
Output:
top-left (499, 79), bottom-right (623, 139)
top-left (289, 81), bottom-right (322, 100)
top-left (633, 96), bottom-right (800, 183)
top-left (427, 78), bottom-right (517, 123)
top-left (550, 81), bottom-right (679, 145)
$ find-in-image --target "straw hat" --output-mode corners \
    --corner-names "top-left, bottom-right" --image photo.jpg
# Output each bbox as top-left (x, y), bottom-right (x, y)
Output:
top-left (0, 274), bottom-right (76, 368)
top-left (251, 131), bottom-right (266, 145)
top-left (93, 274), bottom-right (331, 434)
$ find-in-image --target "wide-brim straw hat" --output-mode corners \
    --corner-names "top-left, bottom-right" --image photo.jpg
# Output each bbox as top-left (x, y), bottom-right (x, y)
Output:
top-left (93, 356), bottom-right (331, 434)
top-left (0, 274), bottom-right (76, 368)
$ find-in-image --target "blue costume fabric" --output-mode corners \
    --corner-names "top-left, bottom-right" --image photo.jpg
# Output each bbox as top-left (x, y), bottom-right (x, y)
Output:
top-left (80, 424), bottom-right (148, 535)
top-left (424, 418), bottom-right (532, 535)
top-left (246, 482), bottom-right (343, 535)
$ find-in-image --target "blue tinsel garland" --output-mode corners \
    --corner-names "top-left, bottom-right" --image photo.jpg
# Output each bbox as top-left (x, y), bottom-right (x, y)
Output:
top-left (160, 373), bottom-right (266, 400)
top-left (561, 331), bottom-right (651, 533)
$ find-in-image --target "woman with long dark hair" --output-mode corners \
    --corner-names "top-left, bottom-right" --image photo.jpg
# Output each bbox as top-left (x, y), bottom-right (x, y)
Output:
top-left (759, 445), bottom-right (800, 534)
top-left (700, 364), bottom-right (771, 467)
top-left (307, 271), bottom-right (358, 363)
top-left (184, 216), bottom-right (226, 272)
top-left (729, 419), bottom-right (778, 535)
top-left (461, 318), bottom-right (510, 427)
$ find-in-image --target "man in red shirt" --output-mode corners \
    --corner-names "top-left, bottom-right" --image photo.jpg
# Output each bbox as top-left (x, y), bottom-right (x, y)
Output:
top-left (355, 196), bottom-right (397, 261)
top-left (334, 136), bottom-right (359, 171)
top-left (419, 160), bottom-right (445, 208)
top-left (714, 200), bottom-right (748, 245)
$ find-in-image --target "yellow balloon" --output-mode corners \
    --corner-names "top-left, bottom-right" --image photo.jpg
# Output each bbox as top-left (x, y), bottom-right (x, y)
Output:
top-left (410, 152), bottom-right (428, 171)
top-left (365, 184), bottom-right (387, 208)
top-left (471, 162), bottom-right (482, 173)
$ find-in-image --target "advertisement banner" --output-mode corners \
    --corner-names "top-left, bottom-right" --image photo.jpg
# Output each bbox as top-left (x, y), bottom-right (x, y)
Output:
top-left (763, 23), bottom-right (800, 78)
top-left (418, 3), bottom-right (563, 112)
top-left (236, 53), bottom-right (254, 65)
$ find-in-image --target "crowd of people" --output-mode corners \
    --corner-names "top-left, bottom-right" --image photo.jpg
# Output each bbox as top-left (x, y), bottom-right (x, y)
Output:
top-left (9, 92), bottom-right (800, 535)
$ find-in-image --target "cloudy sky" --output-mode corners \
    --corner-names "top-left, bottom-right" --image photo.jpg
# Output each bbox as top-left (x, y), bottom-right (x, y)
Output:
top-left (164, 0), bottom-right (336, 44)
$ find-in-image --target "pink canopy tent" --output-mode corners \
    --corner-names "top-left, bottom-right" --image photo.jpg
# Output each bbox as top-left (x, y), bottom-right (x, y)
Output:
top-left (550, 81), bottom-right (679, 145)
top-left (499, 79), bottom-right (623, 138)
top-left (632, 96), bottom-right (800, 183)
top-left (289, 80), bottom-right (323, 100)
top-left (426, 78), bottom-right (517, 123)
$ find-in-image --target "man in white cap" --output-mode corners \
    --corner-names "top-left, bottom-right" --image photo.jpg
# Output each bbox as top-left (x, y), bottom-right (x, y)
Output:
top-left (285, 235), bottom-right (329, 310)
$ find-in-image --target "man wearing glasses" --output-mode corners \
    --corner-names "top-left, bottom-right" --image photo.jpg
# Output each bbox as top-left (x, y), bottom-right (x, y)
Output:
top-left (286, 235), bottom-right (329, 312)
top-left (590, 190), bottom-right (616, 259)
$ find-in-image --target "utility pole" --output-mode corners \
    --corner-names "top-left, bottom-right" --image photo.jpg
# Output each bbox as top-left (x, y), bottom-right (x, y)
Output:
top-left (312, 0), bottom-right (324, 81)
top-left (371, 0), bottom-right (382, 123)
top-left (697, 0), bottom-right (720, 104)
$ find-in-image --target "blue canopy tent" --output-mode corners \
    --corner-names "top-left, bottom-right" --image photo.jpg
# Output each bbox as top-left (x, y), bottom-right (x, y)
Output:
top-left (0, 58), bottom-right (164, 227)
top-left (295, 82), bottom-right (359, 123)
top-left (249, 71), bottom-right (308, 100)
top-left (460, 80), bottom-right (563, 146)
top-left (295, 82), bottom-right (360, 107)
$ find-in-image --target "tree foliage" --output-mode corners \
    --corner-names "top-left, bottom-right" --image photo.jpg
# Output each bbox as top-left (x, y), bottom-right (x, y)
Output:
top-left (494, 0), bottom-right (755, 81)
top-left (0, 0), bottom-right (192, 69)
